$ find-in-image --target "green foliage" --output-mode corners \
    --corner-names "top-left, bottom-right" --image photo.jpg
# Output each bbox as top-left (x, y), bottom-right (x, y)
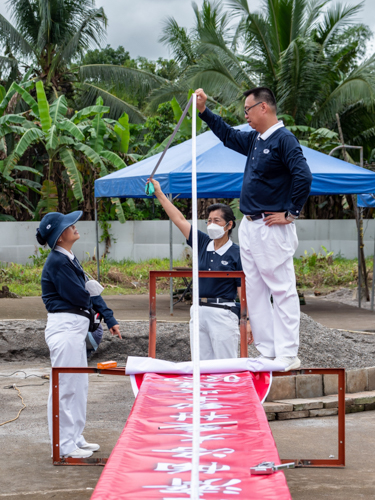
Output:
top-left (114, 112), bottom-right (130, 154)
top-left (34, 180), bottom-right (59, 217)
top-left (144, 102), bottom-right (175, 145)
top-left (0, 83), bottom-right (132, 219)
top-left (294, 251), bottom-right (369, 290)
top-left (28, 247), bottom-right (51, 266)
top-left (80, 45), bottom-right (130, 66)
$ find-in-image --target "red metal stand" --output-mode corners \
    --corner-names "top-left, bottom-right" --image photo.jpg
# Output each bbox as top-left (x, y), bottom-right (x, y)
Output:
top-left (149, 270), bottom-right (248, 358)
top-left (274, 367), bottom-right (345, 468)
top-left (51, 366), bottom-right (126, 465)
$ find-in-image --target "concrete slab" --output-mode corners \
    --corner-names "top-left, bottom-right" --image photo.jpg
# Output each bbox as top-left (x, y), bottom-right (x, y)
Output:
top-left (271, 412), bottom-right (375, 499)
top-left (301, 296), bottom-right (375, 331)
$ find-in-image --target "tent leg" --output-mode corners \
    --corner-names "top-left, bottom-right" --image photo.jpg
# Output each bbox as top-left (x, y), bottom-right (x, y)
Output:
top-left (372, 233), bottom-right (375, 312)
top-left (169, 194), bottom-right (173, 316)
top-left (95, 199), bottom-right (100, 283)
top-left (358, 209), bottom-right (361, 309)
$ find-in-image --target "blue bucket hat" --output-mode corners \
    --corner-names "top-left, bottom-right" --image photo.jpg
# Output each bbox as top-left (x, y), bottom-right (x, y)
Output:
top-left (36, 211), bottom-right (83, 249)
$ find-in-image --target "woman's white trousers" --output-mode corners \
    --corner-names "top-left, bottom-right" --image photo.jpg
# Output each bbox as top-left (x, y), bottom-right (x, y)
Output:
top-left (189, 303), bottom-right (239, 360)
top-left (45, 313), bottom-right (90, 456)
top-left (239, 217), bottom-right (300, 358)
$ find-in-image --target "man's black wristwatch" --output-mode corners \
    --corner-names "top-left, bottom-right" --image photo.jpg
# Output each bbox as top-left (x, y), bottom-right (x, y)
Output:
top-left (285, 211), bottom-right (298, 222)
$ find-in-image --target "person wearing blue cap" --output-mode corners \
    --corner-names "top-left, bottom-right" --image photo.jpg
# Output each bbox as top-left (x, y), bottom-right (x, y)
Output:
top-left (36, 210), bottom-right (121, 459)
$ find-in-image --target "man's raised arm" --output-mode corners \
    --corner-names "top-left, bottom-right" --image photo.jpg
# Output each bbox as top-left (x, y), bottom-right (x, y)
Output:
top-left (195, 88), bottom-right (255, 157)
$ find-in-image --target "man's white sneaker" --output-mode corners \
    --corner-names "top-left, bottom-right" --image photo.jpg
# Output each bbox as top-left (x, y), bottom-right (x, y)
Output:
top-left (80, 443), bottom-right (100, 452)
top-left (275, 356), bottom-right (301, 372)
top-left (63, 447), bottom-right (93, 458)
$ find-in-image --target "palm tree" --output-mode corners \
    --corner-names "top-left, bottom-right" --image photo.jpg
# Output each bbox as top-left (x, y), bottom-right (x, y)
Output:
top-left (0, 0), bottom-right (107, 91)
top-left (155, 0), bottom-right (375, 149)
top-left (0, 0), bottom-right (146, 122)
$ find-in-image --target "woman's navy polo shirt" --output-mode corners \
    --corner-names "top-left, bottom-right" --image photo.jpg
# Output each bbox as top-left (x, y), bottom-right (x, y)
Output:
top-left (187, 228), bottom-right (242, 300)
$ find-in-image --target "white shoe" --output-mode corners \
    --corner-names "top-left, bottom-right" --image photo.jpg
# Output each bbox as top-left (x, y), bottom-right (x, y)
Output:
top-left (275, 356), bottom-right (301, 371)
top-left (80, 443), bottom-right (100, 452)
top-left (63, 447), bottom-right (93, 458)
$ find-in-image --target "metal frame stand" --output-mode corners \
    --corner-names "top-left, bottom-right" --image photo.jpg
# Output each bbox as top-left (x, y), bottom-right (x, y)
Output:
top-left (148, 270), bottom-right (248, 358)
top-left (51, 366), bottom-right (125, 465)
top-left (273, 368), bottom-right (345, 468)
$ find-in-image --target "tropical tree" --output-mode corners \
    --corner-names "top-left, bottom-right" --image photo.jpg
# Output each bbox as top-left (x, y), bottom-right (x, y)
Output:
top-left (0, 81), bottom-right (128, 218)
top-left (0, 0), bottom-right (108, 94)
top-left (0, 0), bottom-right (147, 122)
top-left (121, 0), bottom-right (375, 159)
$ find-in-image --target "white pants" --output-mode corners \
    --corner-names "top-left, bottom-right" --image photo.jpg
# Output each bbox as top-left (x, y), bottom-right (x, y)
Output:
top-left (45, 313), bottom-right (90, 456)
top-left (189, 304), bottom-right (239, 360)
top-left (238, 217), bottom-right (300, 358)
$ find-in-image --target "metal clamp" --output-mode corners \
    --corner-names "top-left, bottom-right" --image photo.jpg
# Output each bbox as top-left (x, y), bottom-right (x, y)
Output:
top-left (250, 461), bottom-right (295, 475)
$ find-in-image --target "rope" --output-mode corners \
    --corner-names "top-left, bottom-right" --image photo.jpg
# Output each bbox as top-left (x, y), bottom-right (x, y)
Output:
top-left (0, 384), bottom-right (27, 426)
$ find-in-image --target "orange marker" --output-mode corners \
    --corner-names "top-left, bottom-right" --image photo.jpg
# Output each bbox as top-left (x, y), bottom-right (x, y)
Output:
top-left (97, 361), bottom-right (117, 369)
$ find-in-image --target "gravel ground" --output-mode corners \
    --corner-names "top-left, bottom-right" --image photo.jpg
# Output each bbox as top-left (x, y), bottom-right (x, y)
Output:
top-left (1, 313), bottom-right (375, 368)
top-left (324, 287), bottom-right (374, 311)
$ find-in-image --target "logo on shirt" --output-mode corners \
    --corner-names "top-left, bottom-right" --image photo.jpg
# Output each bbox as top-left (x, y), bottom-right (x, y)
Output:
top-left (263, 149), bottom-right (270, 154)
top-left (221, 261), bottom-right (228, 266)
top-left (46, 224), bottom-right (51, 230)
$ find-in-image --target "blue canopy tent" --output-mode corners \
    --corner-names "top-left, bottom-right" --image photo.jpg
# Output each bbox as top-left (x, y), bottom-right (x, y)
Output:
top-left (94, 123), bottom-right (375, 311)
top-left (358, 194), bottom-right (375, 208)
top-left (95, 124), bottom-right (375, 199)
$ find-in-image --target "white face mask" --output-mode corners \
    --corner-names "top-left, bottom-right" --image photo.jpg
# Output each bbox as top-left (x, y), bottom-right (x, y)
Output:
top-left (207, 222), bottom-right (229, 240)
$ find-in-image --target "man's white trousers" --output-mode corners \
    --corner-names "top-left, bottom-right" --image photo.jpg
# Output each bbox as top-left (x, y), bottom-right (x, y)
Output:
top-left (189, 304), bottom-right (239, 360)
top-left (239, 217), bottom-right (299, 358)
top-left (45, 313), bottom-right (90, 456)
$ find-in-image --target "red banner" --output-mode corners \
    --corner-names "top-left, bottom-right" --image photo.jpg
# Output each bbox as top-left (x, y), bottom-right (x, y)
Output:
top-left (92, 371), bottom-right (291, 500)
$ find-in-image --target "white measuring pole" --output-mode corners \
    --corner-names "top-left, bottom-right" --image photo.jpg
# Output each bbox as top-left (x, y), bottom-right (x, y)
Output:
top-left (190, 92), bottom-right (201, 499)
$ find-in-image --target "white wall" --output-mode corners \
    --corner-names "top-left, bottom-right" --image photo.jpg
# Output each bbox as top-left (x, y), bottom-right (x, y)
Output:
top-left (0, 219), bottom-right (374, 264)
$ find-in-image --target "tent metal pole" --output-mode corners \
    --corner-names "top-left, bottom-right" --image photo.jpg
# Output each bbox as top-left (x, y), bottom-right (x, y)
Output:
top-left (358, 207), bottom-right (361, 308)
top-left (95, 199), bottom-right (100, 283)
top-left (169, 193), bottom-right (173, 315)
top-left (372, 234), bottom-right (375, 312)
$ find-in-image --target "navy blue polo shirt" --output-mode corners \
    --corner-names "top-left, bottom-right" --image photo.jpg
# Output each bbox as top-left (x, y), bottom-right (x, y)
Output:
top-left (41, 250), bottom-right (118, 329)
top-left (199, 107), bottom-right (312, 216)
top-left (187, 228), bottom-right (242, 300)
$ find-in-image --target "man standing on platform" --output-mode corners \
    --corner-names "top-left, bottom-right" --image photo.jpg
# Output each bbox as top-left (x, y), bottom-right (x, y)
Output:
top-left (195, 87), bottom-right (312, 371)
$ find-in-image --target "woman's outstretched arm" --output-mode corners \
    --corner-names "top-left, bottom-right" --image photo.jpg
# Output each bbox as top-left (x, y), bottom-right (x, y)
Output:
top-left (149, 179), bottom-right (191, 239)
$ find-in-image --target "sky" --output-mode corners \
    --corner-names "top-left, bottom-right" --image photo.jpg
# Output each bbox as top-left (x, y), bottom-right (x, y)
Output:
top-left (0, 0), bottom-right (374, 60)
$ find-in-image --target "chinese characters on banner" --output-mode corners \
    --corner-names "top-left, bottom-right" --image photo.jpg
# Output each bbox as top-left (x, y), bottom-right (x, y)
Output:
top-left (92, 371), bottom-right (291, 500)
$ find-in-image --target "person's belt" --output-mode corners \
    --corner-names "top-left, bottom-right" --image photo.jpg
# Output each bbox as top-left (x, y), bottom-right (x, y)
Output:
top-left (198, 299), bottom-right (240, 320)
top-left (200, 298), bottom-right (233, 304)
top-left (56, 308), bottom-right (91, 320)
top-left (245, 213), bottom-right (264, 221)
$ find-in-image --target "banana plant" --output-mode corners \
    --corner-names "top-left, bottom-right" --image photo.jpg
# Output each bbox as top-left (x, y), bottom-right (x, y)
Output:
top-left (1, 82), bottom-right (128, 219)
top-left (0, 160), bottom-right (42, 220)
top-left (71, 96), bottom-right (130, 222)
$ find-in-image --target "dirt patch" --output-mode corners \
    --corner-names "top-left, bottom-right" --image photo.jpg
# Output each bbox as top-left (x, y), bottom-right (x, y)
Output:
top-left (1, 313), bottom-right (375, 368)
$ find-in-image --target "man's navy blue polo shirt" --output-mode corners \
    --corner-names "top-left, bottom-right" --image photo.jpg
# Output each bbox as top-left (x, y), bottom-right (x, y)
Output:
top-left (187, 228), bottom-right (242, 300)
top-left (199, 107), bottom-right (312, 217)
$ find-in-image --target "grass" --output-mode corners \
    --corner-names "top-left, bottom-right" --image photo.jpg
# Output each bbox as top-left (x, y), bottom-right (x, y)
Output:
top-left (294, 249), bottom-right (373, 292)
top-left (0, 254), bottom-right (191, 297)
top-left (1, 248), bottom-right (373, 297)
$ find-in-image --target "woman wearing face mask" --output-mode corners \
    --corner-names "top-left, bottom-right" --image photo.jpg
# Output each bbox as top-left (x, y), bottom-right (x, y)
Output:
top-left (149, 179), bottom-right (252, 360)
top-left (36, 211), bottom-right (121, 459)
